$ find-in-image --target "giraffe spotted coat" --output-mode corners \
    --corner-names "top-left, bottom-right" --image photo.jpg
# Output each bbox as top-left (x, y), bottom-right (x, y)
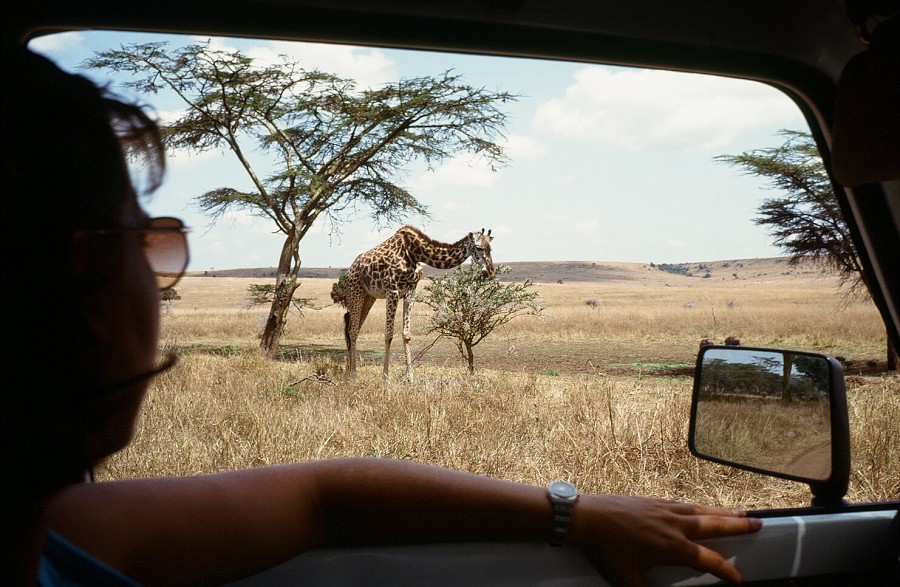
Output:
top-left (332, 225), bottom-right (495, 379)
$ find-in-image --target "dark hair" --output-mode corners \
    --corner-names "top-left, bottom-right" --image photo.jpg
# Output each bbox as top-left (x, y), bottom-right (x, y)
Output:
top-left (1, 45), bottom-right (167, 496)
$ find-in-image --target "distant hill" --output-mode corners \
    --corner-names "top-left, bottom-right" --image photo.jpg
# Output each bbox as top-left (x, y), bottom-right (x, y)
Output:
top-left (187, 257), bottom-right (827, 284)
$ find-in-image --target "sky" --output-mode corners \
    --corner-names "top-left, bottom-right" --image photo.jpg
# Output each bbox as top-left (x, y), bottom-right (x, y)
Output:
top-left (30, 31), bottom-right (807, 272)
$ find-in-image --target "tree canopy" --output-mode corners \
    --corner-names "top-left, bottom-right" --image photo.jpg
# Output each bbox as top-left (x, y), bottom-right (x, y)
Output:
top-left (716, 129), bottom-right (896, 370)
top-left (714, 129), bottom-right (865, 296)
top-left (417, 265), bottom-right (544, 373)
top-left (84, 41), bottom-right (517, 357)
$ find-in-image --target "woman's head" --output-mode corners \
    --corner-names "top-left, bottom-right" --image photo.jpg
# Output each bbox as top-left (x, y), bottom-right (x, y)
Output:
top-left (2, 45), bottom-right (169, 497)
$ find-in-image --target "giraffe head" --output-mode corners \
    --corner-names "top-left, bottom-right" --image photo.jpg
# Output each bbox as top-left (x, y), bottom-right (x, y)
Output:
top-left (468, 228), bottom-right (495, 277)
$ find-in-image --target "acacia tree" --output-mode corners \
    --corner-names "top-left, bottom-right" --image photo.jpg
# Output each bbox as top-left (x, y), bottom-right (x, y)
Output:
top-left (716, 130), bottom-right (865, 293)
top-left (417, 265), bottom-right (544, 373)
top-left (84, 41), bottom-right (516, 358)
top-left (716, 129), bottom-right (896, 369)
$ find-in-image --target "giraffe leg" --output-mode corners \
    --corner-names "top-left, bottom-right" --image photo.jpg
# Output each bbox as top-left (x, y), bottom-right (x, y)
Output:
top-left (347, 296), bottom-right (375, 377)
top-left (401, 291), bottom-right (415, 381)
top-left (343, 311), bottom-right (353, 375)
top-left (346, 309), bottom-right (359, 377)
top-left (383, 291), bottom-right (399, 378)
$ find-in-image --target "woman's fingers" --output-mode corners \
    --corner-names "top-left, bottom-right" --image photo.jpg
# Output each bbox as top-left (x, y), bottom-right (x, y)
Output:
top-left (708, 512), bottom-right (762, 536)
top-left (667, 511), bottom-right (761, 583)
top-left (691, 543), bottom-right (744, 584)
top-left (572, 495), bottom-right (763, 586)
top-left (678, 511), bottom-right (763, 541)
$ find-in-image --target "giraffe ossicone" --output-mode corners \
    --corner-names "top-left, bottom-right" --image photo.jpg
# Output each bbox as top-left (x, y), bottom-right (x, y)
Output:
top-left (331, 226), bottom-right (495, 379)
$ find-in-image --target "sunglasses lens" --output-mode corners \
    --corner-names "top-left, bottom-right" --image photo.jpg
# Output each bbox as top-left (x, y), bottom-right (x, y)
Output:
top-left (146, 218), bottom-right (189, 290)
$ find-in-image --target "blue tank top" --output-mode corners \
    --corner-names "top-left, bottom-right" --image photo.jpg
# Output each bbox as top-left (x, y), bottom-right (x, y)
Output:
top-left (39, 530), bottom-right (141, 586)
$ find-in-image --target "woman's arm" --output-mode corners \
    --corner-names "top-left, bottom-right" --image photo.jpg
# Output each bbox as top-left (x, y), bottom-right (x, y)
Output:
top-left (46, 457), bottom-right (760, 587)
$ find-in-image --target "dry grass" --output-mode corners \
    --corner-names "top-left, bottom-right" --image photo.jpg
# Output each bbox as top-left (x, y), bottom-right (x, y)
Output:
top-left (100, 260), bottom-right (899, 510)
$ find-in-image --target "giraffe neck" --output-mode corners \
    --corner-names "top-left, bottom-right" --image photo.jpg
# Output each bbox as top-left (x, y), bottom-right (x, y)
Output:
top-left (402, 227), bottom-right (471, 269)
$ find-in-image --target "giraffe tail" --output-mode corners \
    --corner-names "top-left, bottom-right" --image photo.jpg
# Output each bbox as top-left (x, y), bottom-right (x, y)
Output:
top-left (343, 311), bottom-right (351, 350)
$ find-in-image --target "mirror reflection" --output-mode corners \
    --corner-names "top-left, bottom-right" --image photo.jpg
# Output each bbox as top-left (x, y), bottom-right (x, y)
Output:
top-left (693, 348), bottom-right (832, 481)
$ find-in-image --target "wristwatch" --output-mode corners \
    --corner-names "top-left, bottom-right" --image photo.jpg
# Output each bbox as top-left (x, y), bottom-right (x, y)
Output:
top-left (546, 481), bottom-right (579, 546)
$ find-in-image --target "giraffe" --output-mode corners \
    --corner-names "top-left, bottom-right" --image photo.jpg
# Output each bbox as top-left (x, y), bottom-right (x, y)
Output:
top-left (331, 226), bottom-right (495, 379)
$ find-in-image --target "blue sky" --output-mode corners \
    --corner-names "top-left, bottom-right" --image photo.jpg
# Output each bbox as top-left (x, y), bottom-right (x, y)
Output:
top-left (30, 31), bottom-right (806, 271)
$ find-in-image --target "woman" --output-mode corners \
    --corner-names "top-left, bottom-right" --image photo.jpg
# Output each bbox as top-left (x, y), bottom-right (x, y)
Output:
top-left (1, 45), bottom-right (761, 587)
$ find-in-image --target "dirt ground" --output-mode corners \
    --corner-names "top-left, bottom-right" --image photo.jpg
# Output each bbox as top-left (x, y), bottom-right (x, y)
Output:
top-left (273, 335), bottom-right (697, 377)
top-left (400, 338), bottom-right (698, 377)
top-left (187, 257), bottom-right (895, 377)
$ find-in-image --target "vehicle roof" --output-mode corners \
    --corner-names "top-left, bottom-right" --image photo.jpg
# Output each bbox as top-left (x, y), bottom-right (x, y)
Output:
top-left (6, 0), bottom-right (899, 349)
top-left (5, 1), bottom-right (871, 82)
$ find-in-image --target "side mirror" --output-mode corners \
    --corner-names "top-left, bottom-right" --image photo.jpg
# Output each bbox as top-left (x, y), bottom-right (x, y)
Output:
top-left (689, 346), bottom-right (850, 508)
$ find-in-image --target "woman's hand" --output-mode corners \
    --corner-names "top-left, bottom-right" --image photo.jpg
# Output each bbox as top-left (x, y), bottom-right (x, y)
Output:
top-left (569, 494), bottom-right (762, 586)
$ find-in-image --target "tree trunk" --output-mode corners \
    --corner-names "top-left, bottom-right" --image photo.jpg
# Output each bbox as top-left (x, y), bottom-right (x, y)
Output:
top-left (465, 342), bottom-right (475, 374)
top-left (259, 277), bottom-right (297, 358)
top-left (259, 233), bottom-right (301, 359)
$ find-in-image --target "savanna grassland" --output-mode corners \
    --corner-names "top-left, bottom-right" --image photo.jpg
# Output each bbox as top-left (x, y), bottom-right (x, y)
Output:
top-left (100, 257), bottom-right (899, 510)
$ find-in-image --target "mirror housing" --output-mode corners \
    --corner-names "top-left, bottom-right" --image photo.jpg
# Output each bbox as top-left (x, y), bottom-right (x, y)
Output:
top-left (689, 346), bottom-right (850, 508)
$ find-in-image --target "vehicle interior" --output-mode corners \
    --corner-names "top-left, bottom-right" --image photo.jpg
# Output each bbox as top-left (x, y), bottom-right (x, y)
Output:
top-left (6, 1), bottom-right (899, 586)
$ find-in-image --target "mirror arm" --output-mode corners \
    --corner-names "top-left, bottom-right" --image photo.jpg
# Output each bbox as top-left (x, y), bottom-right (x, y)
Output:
top-left (809, 356), bottom-right (852, 507)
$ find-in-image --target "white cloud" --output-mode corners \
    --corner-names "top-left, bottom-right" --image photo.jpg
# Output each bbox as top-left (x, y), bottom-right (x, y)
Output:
top-left (201, 238), bottom-right (227, 254)
top-left (409, 155), bottom-right (501, 191)
top-left (440, 201), bottom-right (472, 211)
top-left (154, 108), bottom-right (186, 125)
top-left (28, 31), bottom-right (84, 53)
top-left (666, 239), bottom-right (687, 248)
top-left (249, 40), bottom-right (397, 89)
top-left (533, 66), bottom-right (801, 151)
top-left (575, 219), bottom-right (600, 233)
top-left (194, 37), bottom-right (396, 90)
top-left (165, 145), bottom-right (225, 170)
top-left (503, 133), bottom-right (546, 161)
top-left (488, 224), bottom-right (512, 236)
top-left (205, 208), bottom-right (265, 230)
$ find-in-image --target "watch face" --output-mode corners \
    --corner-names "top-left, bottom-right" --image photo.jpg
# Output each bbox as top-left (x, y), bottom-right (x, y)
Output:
top-left (549, 481), bottom-right (577, 498)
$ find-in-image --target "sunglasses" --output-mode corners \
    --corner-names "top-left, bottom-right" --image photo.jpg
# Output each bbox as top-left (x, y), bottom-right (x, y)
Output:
top-left (80, 217), bottom-right (190, 290)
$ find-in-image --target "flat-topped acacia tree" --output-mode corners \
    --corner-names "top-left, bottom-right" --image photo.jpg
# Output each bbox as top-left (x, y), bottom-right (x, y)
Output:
top-left (85, 41), bottom-right (516, 358)
top-left (716, 129), bottom-right (896, 370)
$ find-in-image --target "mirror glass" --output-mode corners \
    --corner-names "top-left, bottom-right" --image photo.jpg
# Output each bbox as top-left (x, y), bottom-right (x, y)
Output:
top-left (692, 348), bottom-right (832, 481)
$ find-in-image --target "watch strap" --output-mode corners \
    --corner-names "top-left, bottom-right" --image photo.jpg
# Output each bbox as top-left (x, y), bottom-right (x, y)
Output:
top-left (549, 500), bottom-right (574, 546)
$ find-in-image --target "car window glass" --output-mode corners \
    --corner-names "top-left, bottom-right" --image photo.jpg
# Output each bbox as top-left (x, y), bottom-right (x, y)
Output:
top-left (29, 30), bottom-right (897, 510)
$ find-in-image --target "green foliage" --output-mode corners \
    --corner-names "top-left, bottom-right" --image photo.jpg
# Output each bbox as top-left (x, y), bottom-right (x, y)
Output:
top-left (246, 283), bottom-right (316, 316)
top-left (700, 357), bottom-right (827, 401)
top-left (330, 271), bottom-right (348, 305)
top-left (246, 284), bottom-right (275, 306)
top-left (417, 264), bottom-right (544, 373)
top-left (161, 288), bottom-right (181, 301)
top-left (715, 129), bottom-right (865, 297)
top-left (656, 263), bottom-right (692, 277)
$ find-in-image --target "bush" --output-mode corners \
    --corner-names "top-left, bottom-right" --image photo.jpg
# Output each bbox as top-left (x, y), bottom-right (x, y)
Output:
top-left (417, 264), bottom-right (544, 373)
top-left (656, 263), bottom-right (692, 277)
top-left (161, 288), bottom-right (181, 302)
